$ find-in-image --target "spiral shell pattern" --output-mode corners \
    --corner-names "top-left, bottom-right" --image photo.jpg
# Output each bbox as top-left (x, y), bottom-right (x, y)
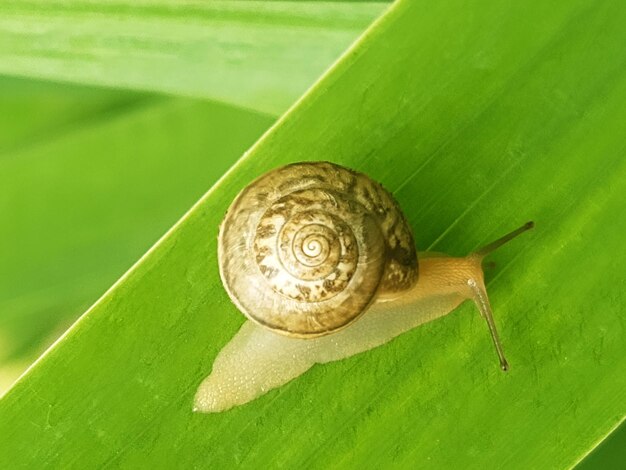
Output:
top-left (218, 162), bottom-right (418, 337)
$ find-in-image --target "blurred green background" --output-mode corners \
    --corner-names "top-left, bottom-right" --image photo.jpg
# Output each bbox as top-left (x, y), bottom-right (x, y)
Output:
top-left (0, 76), bottom-right (274, 391)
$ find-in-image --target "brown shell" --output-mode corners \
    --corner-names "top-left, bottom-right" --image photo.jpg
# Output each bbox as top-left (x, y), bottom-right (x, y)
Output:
top-left (218, 161), bottom-right (418, 338)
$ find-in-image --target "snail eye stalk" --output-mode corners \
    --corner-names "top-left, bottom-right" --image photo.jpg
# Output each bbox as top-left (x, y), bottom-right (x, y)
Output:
top-left (469, 221), bottom-right (535, 371)
top-left (473, 221), bottom-right (534, 259)
top-left (467, 278), bottom-right (509, 371)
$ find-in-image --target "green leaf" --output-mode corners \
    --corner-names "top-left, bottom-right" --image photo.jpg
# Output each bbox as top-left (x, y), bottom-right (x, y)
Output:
top-left (0, 0), bottom-right (384, 402)
top-left (0, 91), bottom-right (273, 380)
top-left (0, 76), bottom-right (148, 390)
top-left (577, 418), bottom-right (626, 469)
top-left (0, 76), bottom-right (142, 155)
top-left (0, 0), bottom-right (387, 114)
top-left (2, 0), bottom-right (626, 467)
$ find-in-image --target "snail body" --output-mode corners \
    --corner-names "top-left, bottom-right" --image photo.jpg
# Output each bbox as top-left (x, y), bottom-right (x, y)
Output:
top-left (194, 162), bottom-right (533, 413)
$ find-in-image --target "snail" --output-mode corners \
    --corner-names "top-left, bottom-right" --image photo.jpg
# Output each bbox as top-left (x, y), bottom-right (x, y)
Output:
top-left (194, 161), bottom-right (533, 413)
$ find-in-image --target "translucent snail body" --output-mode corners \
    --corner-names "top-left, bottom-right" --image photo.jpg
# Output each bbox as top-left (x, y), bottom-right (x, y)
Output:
top-left (194, 162), bottom-right (533, 413)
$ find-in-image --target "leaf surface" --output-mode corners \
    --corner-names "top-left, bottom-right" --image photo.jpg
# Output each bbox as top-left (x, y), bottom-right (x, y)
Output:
top-left (1, 0), bottom-right (626, 468)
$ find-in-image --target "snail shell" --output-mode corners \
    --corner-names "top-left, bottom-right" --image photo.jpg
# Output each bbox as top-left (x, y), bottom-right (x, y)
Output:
top-left (218, 161), bottom-right (418, 338)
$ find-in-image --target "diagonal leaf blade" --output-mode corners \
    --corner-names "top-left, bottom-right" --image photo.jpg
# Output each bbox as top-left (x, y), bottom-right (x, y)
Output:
top-left (1, 0), bottom-right (625, 467)
top-left (577, 418), bottom-right (626, 469)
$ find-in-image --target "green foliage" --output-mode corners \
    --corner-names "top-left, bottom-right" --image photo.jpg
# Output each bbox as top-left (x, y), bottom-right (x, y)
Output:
top-left (0, 81), bottom-right (273, 380)
top-left (0, 0), bottom-right (387, 114)
top-left (1, 0), bottom-right (625, 468)
top-left (578, 420), bottom-right (626, 470)
top-left (0, 0), bottom-right (380, 391)
top-left (0, 77), bottom-right (139, 155)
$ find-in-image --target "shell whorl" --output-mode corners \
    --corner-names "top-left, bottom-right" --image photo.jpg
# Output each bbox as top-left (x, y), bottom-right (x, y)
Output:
top-left (218, 162), bottom-right (418, 338)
